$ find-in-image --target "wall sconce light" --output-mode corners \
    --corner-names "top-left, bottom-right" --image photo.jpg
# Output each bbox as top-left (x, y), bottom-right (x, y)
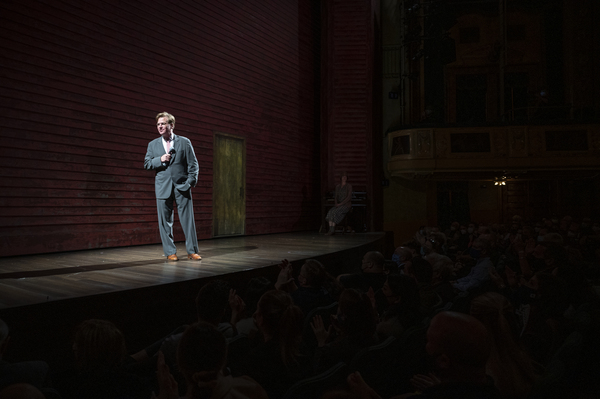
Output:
top-left (494, 176), bottom-right (507, 186)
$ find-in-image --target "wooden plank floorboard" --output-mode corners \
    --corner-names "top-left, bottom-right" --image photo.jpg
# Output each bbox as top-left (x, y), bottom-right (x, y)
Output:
top-left (0, 232), bottom-right (386, 309)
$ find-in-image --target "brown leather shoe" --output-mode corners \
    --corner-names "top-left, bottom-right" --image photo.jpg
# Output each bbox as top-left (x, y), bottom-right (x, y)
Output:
top-left (167, 254), bottom-right (179, 261)
top-left (187, 253), bottom-right (202, 260)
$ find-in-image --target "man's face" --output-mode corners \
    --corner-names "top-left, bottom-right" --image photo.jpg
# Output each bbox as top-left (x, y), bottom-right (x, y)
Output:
top-left (156, 116), bottom-right (173, 138)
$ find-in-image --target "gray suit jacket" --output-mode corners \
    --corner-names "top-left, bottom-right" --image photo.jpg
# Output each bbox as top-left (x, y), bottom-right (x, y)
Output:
top-left (144, 134), bottom-right (199, 199)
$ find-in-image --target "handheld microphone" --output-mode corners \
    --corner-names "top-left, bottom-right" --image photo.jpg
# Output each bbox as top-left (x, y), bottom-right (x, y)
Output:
top-left (166, 147), bottom-right (175, 164)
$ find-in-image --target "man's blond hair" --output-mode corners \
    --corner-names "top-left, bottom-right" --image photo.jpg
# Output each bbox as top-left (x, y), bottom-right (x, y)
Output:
top-left (155, 112), bottom-right (175, 126)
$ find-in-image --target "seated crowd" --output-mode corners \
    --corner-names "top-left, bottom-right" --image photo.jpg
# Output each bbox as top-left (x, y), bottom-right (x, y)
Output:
top-left (1, 214), bottom-right (600, 398)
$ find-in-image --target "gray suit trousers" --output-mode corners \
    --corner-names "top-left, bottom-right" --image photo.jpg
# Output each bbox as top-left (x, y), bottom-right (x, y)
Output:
top-left (157, 186), bottom-right (198, 256)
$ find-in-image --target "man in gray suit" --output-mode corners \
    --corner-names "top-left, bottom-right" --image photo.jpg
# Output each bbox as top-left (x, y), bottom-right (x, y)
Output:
top-left (144, 112), bottom-right (201, 261)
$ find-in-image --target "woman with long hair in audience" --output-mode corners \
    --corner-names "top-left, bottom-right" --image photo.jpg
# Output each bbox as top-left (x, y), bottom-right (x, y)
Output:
top-left (228, 290), bottom-right (306, 399)
top-left (153, 321), bottom-right (267, 399)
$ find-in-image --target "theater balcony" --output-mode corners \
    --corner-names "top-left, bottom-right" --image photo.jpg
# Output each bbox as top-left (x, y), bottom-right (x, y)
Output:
top-left (387, 126), bottom-right (600, 182)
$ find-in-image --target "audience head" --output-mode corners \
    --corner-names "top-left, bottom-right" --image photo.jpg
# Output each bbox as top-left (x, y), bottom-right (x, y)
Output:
top-left (298, 259), bottom-right (340, 296)
top-left (254, 290), bottom-right (303, 365)
top-left (469, 292), bottom-right (520, 345)
top-left (72, 319), bottom-right (126, 372)
top-left (560, 215), bottom-right (572, 231)
top-left (426, 311), bottom-right (491, 382)
top-left (431, 258), bottom-right (455, 283)
top-left (478, 224), bottom-right (492, 236)
top-left (392, 246), bottom-right (412, 267)
top-left (195, 279), bottom-right (230, 325)
top-left (383, 259), bottom-right (400, 275)
top-left (530, 271), bottom-right (570, 317)
top-left (422, 235), bottom-right (443, 256)
top-left (522, 225), bottom-right (535, 240)
top-left (542, 233), bottom-right (564, 245)
top-left (382, 273), bottom-right (421, 308)
top-left (0, 383), bottom-right (45, 399)
top-left (360, 251), bottom-right (385, 273)
top-left (177, 322), bottom-right (227, 395)
top-left (469, 292), bottom-right (538, 398)
top-left (469, 237), bottom-right (491, 259)
top-left (335, 289), bottom-right (378, 344)
top-left (241, 277), bottom-right (272, 316)
top-left (406, 256), bottom-right (433, 284)
top-left (401, 241), bottom-right (421, 258)
top-left (467, 222), bottom-right (477, 235)
top-left (530, 242), bottom-right (566, 273)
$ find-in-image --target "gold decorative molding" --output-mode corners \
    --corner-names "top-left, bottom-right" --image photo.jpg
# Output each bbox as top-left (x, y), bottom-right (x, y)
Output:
top-left (387, 124), bottom-right (600, 180)
top-left (416, 130), bottom-right (433, 157)
top-left (509, 128), bottom-right (527, 157)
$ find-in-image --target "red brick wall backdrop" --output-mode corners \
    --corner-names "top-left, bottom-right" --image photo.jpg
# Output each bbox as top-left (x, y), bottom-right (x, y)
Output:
top-left (0, 0), bottom-right (322, 256)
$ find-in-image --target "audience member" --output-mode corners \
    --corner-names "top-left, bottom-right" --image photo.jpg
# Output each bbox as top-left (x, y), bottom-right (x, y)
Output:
top-left (391, 246), bottom-right (413, 275)
top-left (131, 279), bottom-right (235, 395)
top-left (0, 319), bottom-right (50, 392)
top-left (232, 277), bottom-right (272, 337)
top-left (376, 274), bottom-right (423, 339)
top-left (421, 233), bottom-right (450, 267)
top-left (337, 251), bottom-right (387, 293)
top-left (6, 214), bottom-right (599, 399)
top-left (55, 319), bottom-right (151, 399)
top-left (275, 259), bottom-right (343, 315)
top-left (228, 290), bottom-right (306, 399)
top-left (406, 311), bottom-right (501, 398)
top-left (403, 257), bottom-right (441, 315)
top-left (451, 237), bottom-right (494, 292)
top-left (144, 280), bottom-right (233, 362)
top-left (311, 288), bottom-right (378, 373)
top-left (470, 292), bottom-right (540, 398)
top-left (454, 223), bottom-right (471, 253)
top-left (520, 271), bottom-right (572, 365)
top-left (0, 383), bottom-right (46, 399)
top-left (153, 322), bottom-right (267, 399)
top-left (429, 258), bottom-right (457, 305)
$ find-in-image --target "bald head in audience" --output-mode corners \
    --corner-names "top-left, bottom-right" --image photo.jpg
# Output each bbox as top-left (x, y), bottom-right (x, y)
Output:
top-left (361, 251), bottom-right (385, 273)
top-left (426, 311), bottom-right (491, 384)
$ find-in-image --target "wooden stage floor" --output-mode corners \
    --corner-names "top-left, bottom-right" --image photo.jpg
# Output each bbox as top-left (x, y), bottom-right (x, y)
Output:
top-left (0, 231), bottom-right (387, 310)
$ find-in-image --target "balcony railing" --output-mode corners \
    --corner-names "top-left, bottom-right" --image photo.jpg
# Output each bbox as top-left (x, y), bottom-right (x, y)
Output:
top-left (387, 125), bottom-right (600, 180)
